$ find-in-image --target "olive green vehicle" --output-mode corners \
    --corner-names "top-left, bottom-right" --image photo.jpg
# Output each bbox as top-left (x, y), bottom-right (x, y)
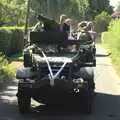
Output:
top-left (16, 15), bottom-right (96, 114)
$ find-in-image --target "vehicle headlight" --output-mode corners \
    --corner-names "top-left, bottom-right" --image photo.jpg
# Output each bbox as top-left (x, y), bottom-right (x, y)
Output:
top-left (73, 78), bottom-right (84, 84)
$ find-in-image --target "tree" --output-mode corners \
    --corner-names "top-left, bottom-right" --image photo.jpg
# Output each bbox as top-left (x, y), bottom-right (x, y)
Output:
top-left (116, 1), bottom-right (120, 12)
top-left (0, 0), bottom-right (113, 26)
top-left (0, 0), bottom-right (26, 26)
top-left (94, 11), bottom-right (111, 33)
top-left (90, 0), bottom-right (113, 15)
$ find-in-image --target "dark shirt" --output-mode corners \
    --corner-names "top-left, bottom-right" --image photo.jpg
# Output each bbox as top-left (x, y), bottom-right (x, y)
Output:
top-left (62, 23), bottom-right (70, 33)
top-left (37, 15), bottom-right (60, 31)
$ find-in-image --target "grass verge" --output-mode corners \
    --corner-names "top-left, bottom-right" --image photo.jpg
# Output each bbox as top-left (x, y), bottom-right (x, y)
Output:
top-left (102, 20), bottom-right (120, 76)
top-left (102, 44), bottom-right (120, 76)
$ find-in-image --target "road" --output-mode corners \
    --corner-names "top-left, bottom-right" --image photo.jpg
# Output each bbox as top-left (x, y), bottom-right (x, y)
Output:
top-left (0, 45), bottom-right (120, 120)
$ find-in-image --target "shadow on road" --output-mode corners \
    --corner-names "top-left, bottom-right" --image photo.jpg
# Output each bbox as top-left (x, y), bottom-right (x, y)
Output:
top-left (93, 92), bottom-right (120, 117)
top-left (14, 93), bottom-right (120, 119)
top-left (1, 86), bottom-right (120, 120)
top-left (0, 79), bottom-right (18, 92)
top-left (0, 79), bottom-right (18, 106)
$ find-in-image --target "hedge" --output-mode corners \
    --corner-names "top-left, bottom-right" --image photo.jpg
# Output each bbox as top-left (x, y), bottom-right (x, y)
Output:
top-left (0, 52), bottom-right (15, 85)
top-left (94, 11), bottom-right (111, 33)
top-left (102, 20), bottom-right (120, 74)
top-left (0, 27), bottom-right (24, 57)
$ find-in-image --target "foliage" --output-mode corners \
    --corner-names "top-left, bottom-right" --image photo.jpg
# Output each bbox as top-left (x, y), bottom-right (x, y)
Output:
top-left (0, 52), bottom-right (15, 84)
top-left (116, 1), bottom-right (120, 12)
top-left (0, 0), bottom-right (113, 26)
top-left (0, 27), bottom-right (24, 56)
top-left (30, 0), bottom-right (92, 21)
top-left (102, 20), bottom-right (120, 72)
top-left (90, 0), bottom-right (113, 15)
top-left (94, 11), bottom-right (111, 33)
top-left (0, 0), bottom-right (26, 26)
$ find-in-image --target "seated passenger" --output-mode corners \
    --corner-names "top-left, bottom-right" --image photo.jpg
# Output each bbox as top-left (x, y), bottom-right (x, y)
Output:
top-left (76, 21), bottom-right (93, 41)
top-left (59, 14), bottom-right (71, 33)
top-left (59, 14), bottom-right (68, 31)
top-left (37, 14), bottom-right (60, 31)
top-left (77, 21), bottom-right (88, 32)
top-left (58, 44), bottom-right (77, 53)
top-left (67, 44), bottom-right (77, 52)
top-left (63, 19), bottom-right (70, 33)
top-left (77, 27), bottom-right (92, 41)
top-left (87, 21), bottom-right (96, 41)
top-left (64, 19), bottom-right (75, 40)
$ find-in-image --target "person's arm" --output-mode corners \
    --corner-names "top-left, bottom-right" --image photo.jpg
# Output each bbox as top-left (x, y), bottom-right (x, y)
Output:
top-left (37, 15), bottom-right (51, 23)
top-left (32, 22), bottom-right (41, 31)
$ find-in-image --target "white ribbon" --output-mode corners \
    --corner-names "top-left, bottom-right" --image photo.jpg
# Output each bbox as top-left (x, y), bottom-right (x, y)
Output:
top-left (41, 51), bottom-right (54, 79)
top-left (41, 50), bottom-right (67, 87)
top-left (53, 61), bottom-right (67, 80)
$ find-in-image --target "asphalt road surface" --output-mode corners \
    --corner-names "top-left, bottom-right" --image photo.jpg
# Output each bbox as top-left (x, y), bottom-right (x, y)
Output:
top-left (0, 45), bottom-right (120, 120)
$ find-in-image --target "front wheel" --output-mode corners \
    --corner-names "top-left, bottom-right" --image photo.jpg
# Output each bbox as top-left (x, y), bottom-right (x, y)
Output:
top-left (17, 85), bottom-right (31, 114)
top-left (83, 90), bottom-right (92, 114)
top-left (18, 96), bottom-right (31, 114)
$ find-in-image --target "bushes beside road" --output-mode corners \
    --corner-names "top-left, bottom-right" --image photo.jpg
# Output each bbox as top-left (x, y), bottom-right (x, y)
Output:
top-left (102, 20), bottom-right (120, 73)
top-left (94, 11), bottom-right (111, 33)
top-left (0, 52), bottom-right (15, 85)
top-left (0, 27), bottom-right (24, 57)
top-left (0, 27), bottom-right (24, 85)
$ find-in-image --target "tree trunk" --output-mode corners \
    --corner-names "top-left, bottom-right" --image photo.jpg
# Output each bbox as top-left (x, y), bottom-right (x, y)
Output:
top-left (47, 0), bottom-right (51, 18)
top-left (24, 0), bottom-right (30, 34)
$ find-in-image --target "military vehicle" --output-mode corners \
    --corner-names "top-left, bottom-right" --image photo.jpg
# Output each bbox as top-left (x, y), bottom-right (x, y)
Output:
top-left (16, 29), bottom-right (95, 114)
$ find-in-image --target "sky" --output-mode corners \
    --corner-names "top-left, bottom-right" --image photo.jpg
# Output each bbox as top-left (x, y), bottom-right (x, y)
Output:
top-left (110, 0), bottom-right (120, 8)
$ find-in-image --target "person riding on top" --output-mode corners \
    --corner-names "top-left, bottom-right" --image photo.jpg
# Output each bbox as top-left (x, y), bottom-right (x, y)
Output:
top-left (59, 14), bottom-right (68, 32)
top-left (77, 21), bottom-right (92, 41)
top-left (63, 18), bottom-right (72, 33)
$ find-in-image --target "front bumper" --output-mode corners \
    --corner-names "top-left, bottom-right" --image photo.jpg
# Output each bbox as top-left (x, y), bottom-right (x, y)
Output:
top-left (17, 80), bottom-right (88, 102)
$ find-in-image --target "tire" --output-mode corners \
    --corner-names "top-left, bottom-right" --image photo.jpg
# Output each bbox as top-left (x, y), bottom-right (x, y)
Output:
top-left (83, 90), bottom-right (92, 114)
top-left (18, 96), bottom-right (31, 114)
top-left (17, 85), bottom-right (31, 114)
top-left (79, 68), bottom-right (94, 114)
top-left (93, 60), bottom-right (96, 67)
top-left (83, 77), bottom-right (94, 114)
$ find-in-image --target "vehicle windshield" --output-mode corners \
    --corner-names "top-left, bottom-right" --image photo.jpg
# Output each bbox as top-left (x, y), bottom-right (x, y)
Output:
top-left (77, 39), bottom-right (93, 45)
top-left (38, 44), bottom-right (79, 57)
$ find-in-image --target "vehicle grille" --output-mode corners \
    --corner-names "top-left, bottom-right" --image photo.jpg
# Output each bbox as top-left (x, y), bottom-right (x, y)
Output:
top-left (39, 62), bottom-right (70, 78)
